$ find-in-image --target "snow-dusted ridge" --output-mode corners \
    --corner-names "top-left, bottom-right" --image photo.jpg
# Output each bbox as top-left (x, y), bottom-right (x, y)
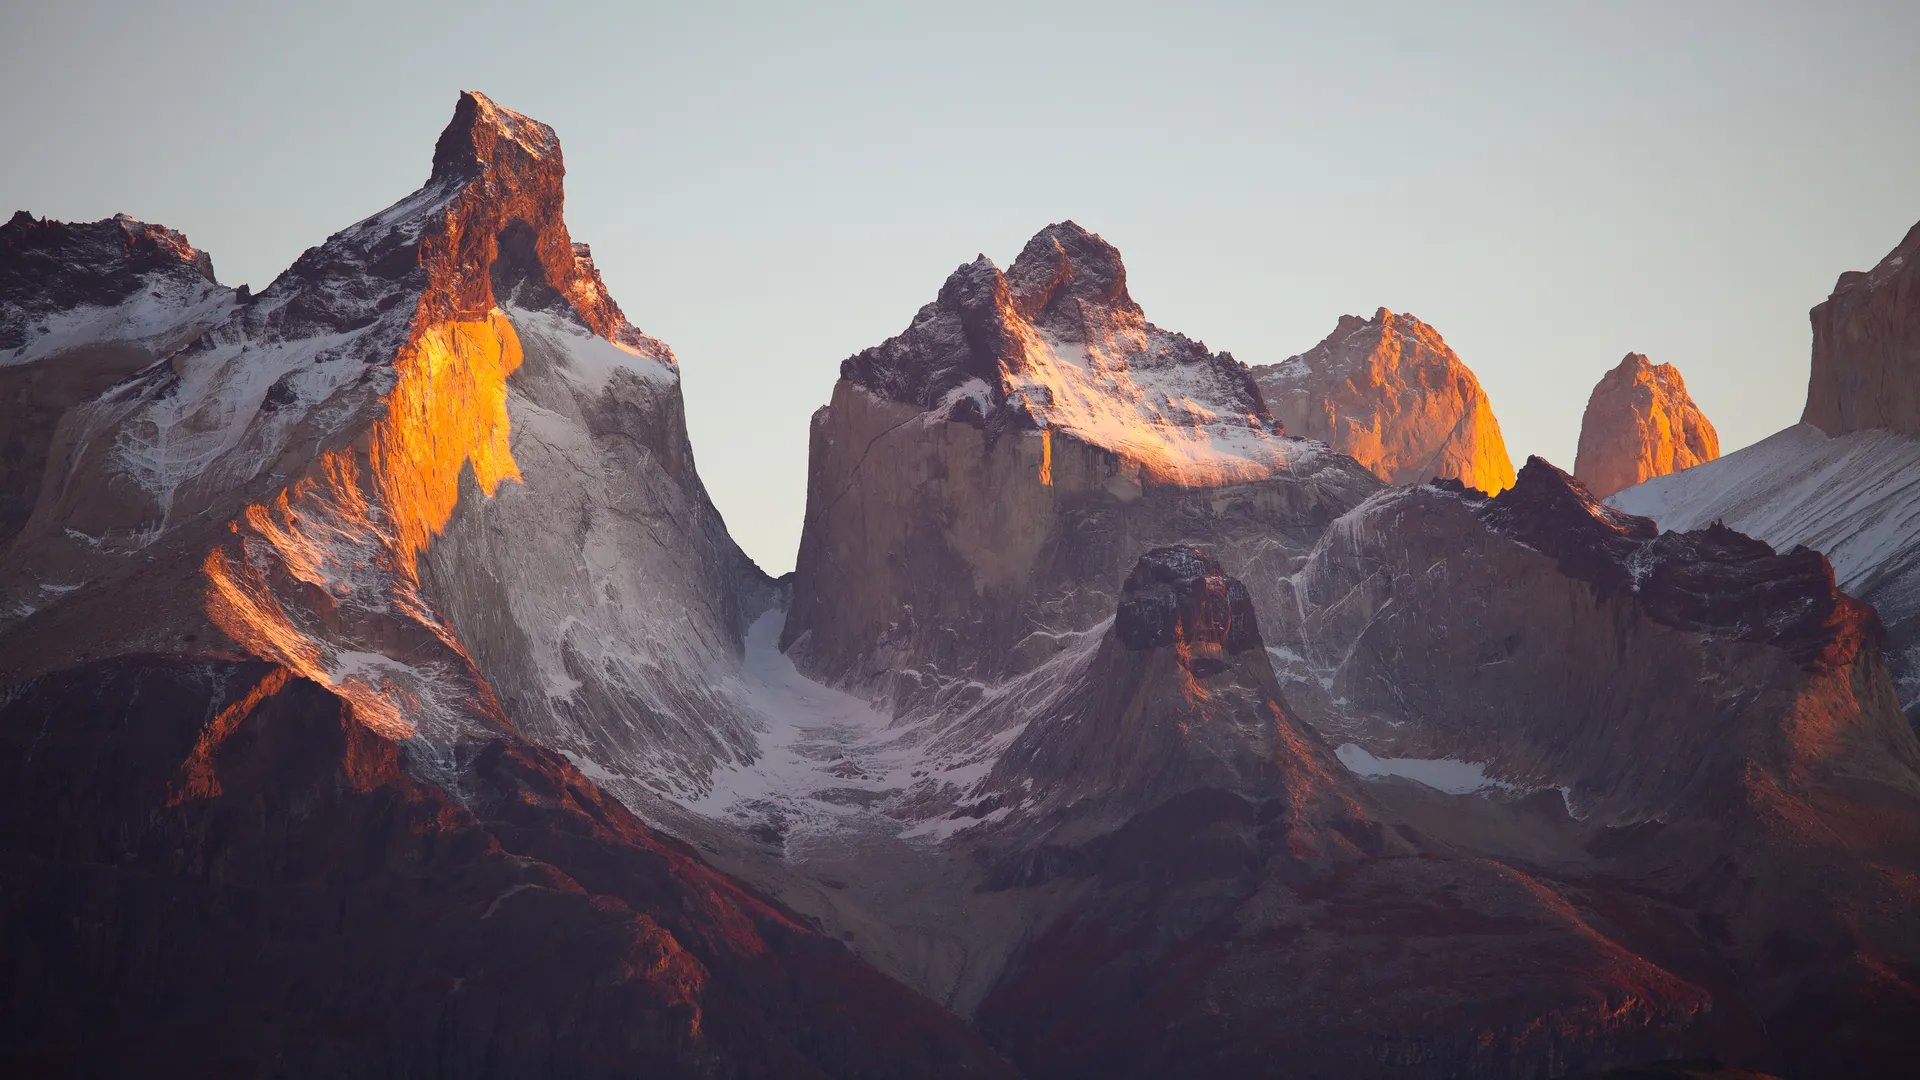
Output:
top-left (1610, 422), bottom-right (1920, 715)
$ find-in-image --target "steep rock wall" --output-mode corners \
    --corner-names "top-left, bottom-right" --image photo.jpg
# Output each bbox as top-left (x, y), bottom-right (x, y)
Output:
top-left (1805, 219), bottom-right (1920, 438)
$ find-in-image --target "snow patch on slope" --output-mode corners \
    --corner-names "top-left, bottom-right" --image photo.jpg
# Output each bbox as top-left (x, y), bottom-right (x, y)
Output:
top-left (508, 305), bottom-right (675, 392)
top-left (1608, 423), bottom-right (1920, 591)
top-left (2, 281), bottom-right (234, 367)
top-left (1610, 422), bottom-right (1920, 715)
top-left (1005, 326), bottom-right (1310, 484)
top-left (679, 610), bottom-right (1017, 846)
top-left (1335, 742), bottom-right (1522, 796)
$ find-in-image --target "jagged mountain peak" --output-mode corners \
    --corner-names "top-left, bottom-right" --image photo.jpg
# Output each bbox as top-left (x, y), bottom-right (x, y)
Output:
top-left (1471, 456), bottom-right (1875, 672)
top-left (1003, 219), bottom-right (1139, 322)
top-left (1113, 544), bottom-right (1264, 665)
top-left (2, 210), bottom-right (227, 355)
top-left (1480, 454), bottom-right (1655, 543)
top-left (247, 89), bottom-right (661, 359)
top-left (2, 210), bottom-right (216, 286)
top-left (838, 220), bottom-right (1287, 485)
top-left (0, 90), bottom-right (687, 740)
top-left (981, 544), bottom-right (1354, 843)
top-left (429, 89), bottom-right (562, 183)
top-left (1319, 306), bottom-right (1451, 364)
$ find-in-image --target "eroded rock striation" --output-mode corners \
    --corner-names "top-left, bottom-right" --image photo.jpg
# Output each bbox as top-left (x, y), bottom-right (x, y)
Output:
top-left (1574, 352), bottom-right (1720, 498)
top-left (1251, 307), bottom-right (1516, 493)
top-left (1805, 219), bottom-right (1920, 438)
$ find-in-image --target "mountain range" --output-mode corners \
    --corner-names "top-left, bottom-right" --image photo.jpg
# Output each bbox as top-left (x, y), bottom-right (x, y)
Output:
top-left (3, 91), bottom-right (1917, 1079)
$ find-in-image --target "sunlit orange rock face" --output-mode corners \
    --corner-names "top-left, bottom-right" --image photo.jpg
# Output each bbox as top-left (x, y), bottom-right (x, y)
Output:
top-left (1805, 219), bottom-right (1920, 438)
top-left (1574, 352), bottom-right (1720, 498)
top-left (1252, 308), bottom-right (1517, 493)
top-left (199, 92), bottom-right (670, 743)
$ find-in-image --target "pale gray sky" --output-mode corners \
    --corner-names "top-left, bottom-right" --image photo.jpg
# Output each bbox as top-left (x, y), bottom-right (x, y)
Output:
top-left (5, 1), bottom-right (1916, 572)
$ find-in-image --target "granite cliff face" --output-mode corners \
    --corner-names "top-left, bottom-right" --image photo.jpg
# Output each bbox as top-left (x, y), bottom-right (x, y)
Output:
top-left (1805, 219), bottom-right (1920, 438)
top-left (1252, 307), bottom-right (1516, 493)
top-left (1575, 353), bottom-right (1720, 498)
top-left (0, 92), bottom-right (1010, 1077)
top-left (782, 222), bottom-right (1380, 714)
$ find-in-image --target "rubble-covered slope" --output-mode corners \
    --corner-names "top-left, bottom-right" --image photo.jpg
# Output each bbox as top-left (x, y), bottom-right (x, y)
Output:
top-left (1575, 352), bottom-right (1720, 498)
top-left (1251, 307), bottom-right (1516, 493)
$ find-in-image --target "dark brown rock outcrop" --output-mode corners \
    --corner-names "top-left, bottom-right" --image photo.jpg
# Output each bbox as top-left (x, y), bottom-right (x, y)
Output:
top-left (1252, 307), bottom-right (1517, 493)
top-left (967, 549), bottom-right (1758, 1079)
top-left (1804, 219), bottom-right (1920, 438)
top-left (0, 210), bottom-right (217, 347)
top-left (1258, 456), bottom-right (1920, 1076)
top-left (1574, 353), bottom-right (1720, 498)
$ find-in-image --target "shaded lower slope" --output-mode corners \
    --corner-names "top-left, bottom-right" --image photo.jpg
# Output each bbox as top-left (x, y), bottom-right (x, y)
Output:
top-left (968, 549), bottom-right (1757, 1080)
top-left (0, 657), bottom-right (1013, 1080)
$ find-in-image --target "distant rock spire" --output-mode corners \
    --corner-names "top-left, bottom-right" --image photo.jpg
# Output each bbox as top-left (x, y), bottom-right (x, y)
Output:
top-left (1573, 352), bottom-right (1719, 499)
top-left (1251, 308), bottom-right (1516, 493)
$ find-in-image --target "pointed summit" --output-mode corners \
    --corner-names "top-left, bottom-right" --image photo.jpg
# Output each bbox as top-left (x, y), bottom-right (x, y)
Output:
top-left (1004, 219), bottom-right (1138, 321)
top-left (981, 544), bottom-right (1357, 841)
top-left (429, 90), bottom-right (561, 183)
top-left (1573, 352), bottom-right (1719, 498)
top-left (1252, 308), bottom-right (1516, 493)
